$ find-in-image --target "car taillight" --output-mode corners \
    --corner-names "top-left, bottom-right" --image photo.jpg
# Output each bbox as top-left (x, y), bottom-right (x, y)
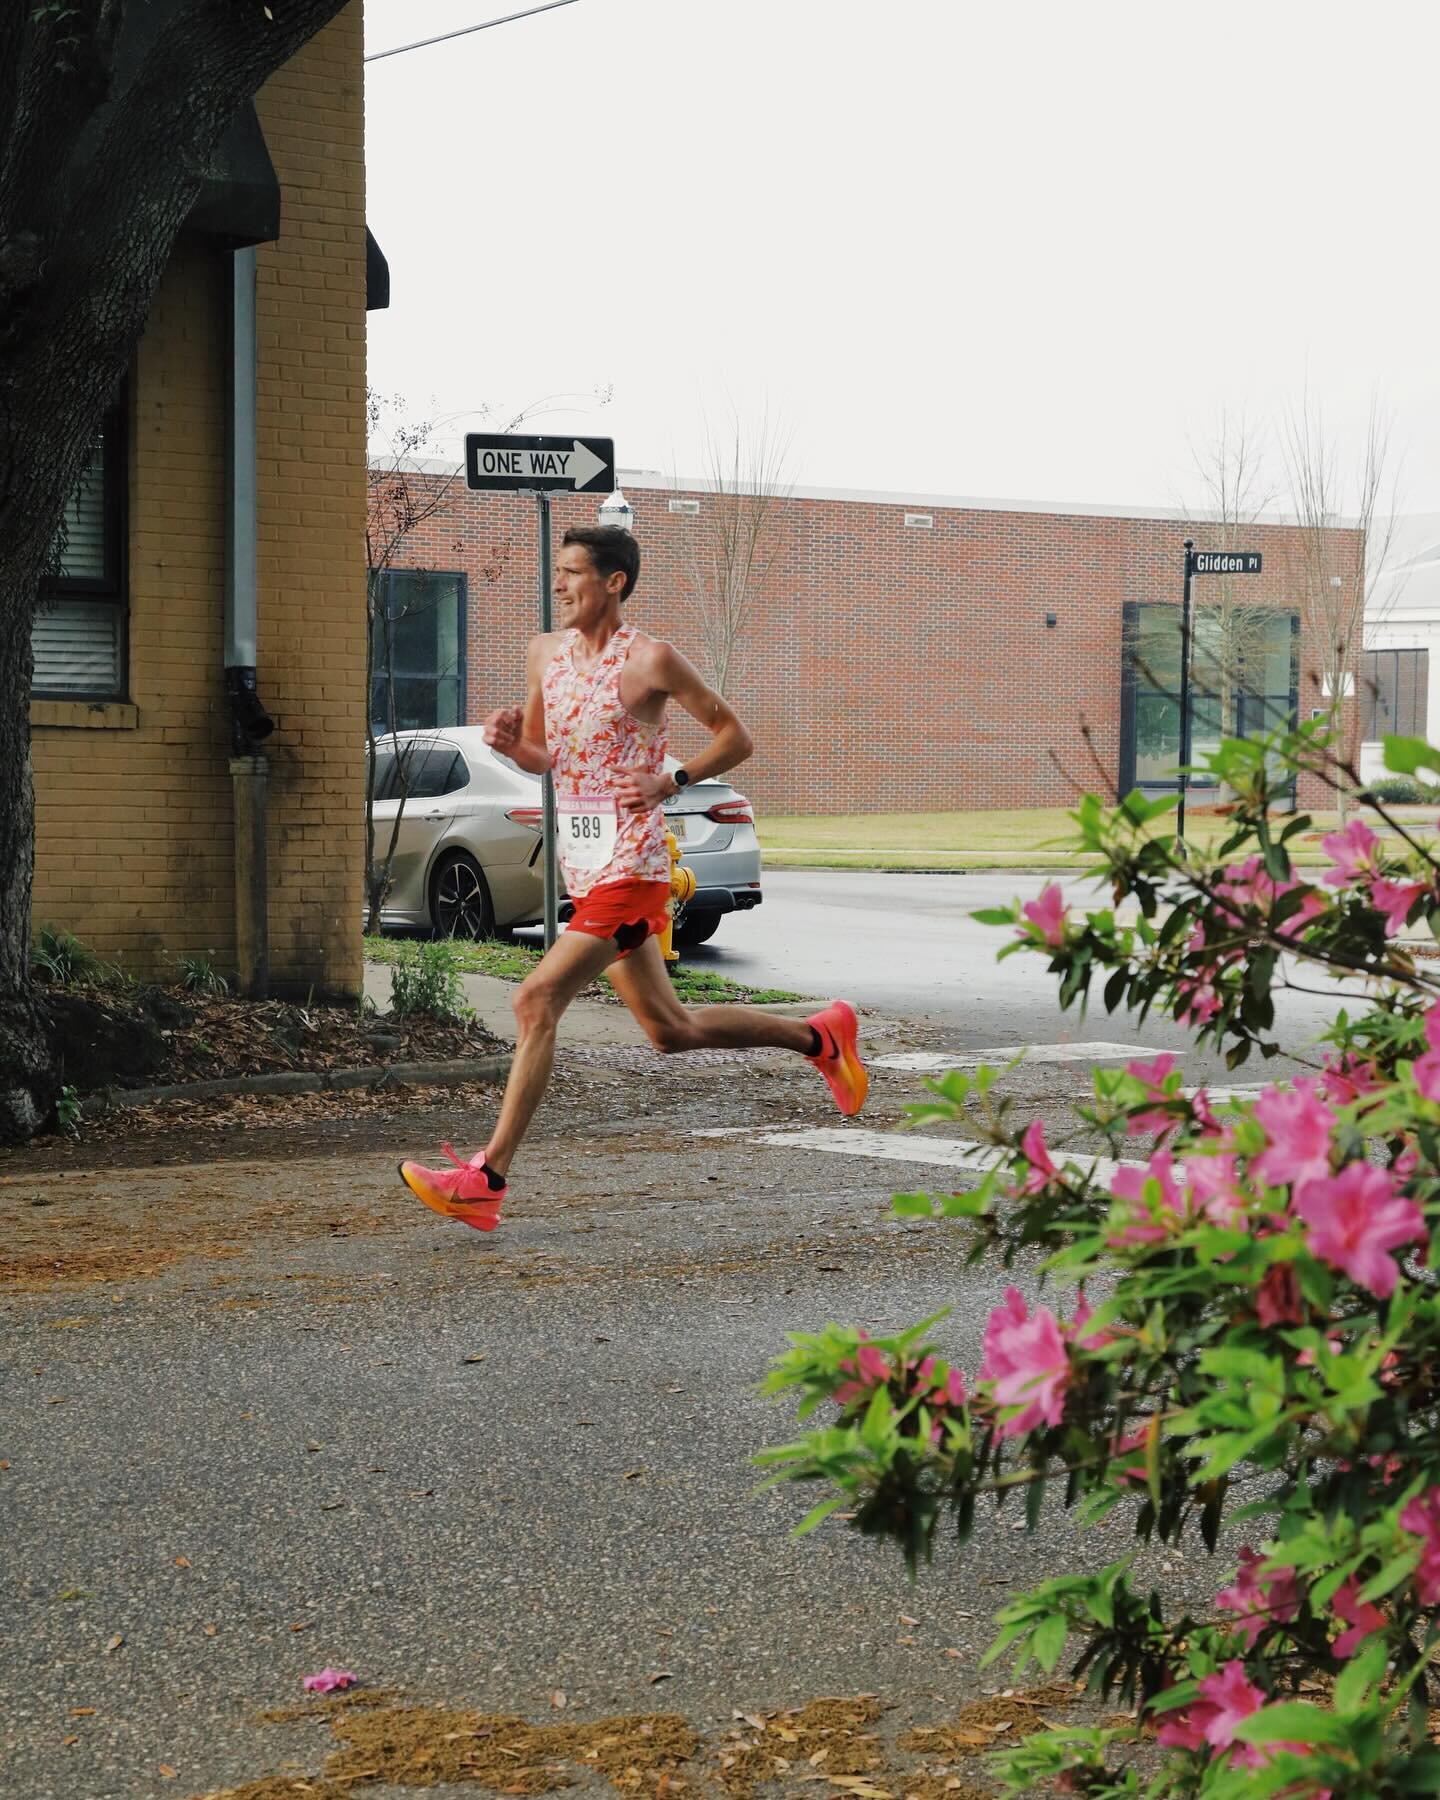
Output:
top-left (506, 806), bottom-right (543, 830)
top-left (706, 797), bottom-right (754, 825)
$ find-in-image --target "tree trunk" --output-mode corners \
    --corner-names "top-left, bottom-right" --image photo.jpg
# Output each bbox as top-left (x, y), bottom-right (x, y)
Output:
top-left (0, 529), bottom-right (58, 1140)
top-left (0, 0), bottom-right (352, 1140)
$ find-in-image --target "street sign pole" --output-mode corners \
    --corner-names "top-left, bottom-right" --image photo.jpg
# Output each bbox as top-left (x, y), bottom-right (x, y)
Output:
top-left (462, 433), bottom-right (619, 951)
top-left (1174, 543), bottom-right (1263, 849)
top-left (537, 493), bottom-right (559, 949)
top-left (1178, 538), bottom-right (1194, 849)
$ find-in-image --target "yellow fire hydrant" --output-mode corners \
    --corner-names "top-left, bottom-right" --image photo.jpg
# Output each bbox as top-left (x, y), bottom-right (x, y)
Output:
top-left (659, 827), bottom-right (696, 964)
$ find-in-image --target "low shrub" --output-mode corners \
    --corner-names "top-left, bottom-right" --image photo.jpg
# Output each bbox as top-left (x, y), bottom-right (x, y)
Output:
top-left (388, 939), bottom-right (472, 1025)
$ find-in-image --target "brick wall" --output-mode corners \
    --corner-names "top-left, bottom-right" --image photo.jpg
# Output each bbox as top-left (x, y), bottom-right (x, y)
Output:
top-left (30, 6), bottom-right (368, 996)
top-left (388, 473), bottom-right (1363, 817)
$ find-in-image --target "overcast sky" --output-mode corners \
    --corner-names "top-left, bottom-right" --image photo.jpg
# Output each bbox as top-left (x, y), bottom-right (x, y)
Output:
top-left (363, 0), bottom-right (1438, 514)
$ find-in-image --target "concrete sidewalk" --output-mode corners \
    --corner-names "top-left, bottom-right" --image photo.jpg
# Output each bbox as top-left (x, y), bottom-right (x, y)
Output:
top-left (362, 960), bottom-right (826, 1050)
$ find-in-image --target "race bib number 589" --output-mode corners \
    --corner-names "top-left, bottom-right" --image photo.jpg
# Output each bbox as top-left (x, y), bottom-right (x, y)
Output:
top-left (557, 793), bottom-right (618, 873)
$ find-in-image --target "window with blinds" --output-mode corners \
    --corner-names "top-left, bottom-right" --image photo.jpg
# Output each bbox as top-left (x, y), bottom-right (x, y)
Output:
top-left (32, 412), bottom-right (126, 697)
top-left (1362, 648), bottom-right (1429, 740)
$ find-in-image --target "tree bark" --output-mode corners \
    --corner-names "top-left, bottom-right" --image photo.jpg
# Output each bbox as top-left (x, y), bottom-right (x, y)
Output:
top-left (0, 0), bottom-right (351, 1140)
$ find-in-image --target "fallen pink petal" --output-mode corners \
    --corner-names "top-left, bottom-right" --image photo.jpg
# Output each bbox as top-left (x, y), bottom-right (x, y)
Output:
top-left (302, 1668), bottom-right (359, 1693)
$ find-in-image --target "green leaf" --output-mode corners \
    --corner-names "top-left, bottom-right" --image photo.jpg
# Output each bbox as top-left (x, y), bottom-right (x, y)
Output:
top-left (1383, 735), bottom-right (1440, 777)
top-left (1032, 1610), bottom-right (1067, 1673)
top-left (793, 1496), bottom-right (847, 1537)
top-left (1333, 1635), bottom-right (1387, 1712)
top-left (892, 1191), bottom-right (937, 1217)
top-left (1358, 1548), bottom-right (1420, 1605)
top-left (1231, 1702), bottom-right (1350, 1747)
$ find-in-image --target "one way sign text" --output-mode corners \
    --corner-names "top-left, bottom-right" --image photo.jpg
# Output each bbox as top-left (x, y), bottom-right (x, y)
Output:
top-left (465, 434), bottom-right (615, 495)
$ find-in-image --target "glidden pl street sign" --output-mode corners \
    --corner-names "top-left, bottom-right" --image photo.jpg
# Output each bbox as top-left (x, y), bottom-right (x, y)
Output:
top-left (1190, 549), bottom-right (1262, 575)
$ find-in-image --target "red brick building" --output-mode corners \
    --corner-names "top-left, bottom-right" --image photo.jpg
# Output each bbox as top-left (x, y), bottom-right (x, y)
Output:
top-left (373, 469), bottom-right (1362, 816)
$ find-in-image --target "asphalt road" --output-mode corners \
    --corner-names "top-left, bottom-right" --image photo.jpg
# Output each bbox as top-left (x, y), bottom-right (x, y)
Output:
top-left (1, 1034), bottom-right (1216, 1800)
top-left (1, 868), bottom-right (1374, 1797)
top-left (683, 868), bottom-right (1345, 1076)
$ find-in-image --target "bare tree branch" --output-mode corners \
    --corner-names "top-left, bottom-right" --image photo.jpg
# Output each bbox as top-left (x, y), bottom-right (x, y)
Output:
top-left (683, 409), bottom-right (793, 698)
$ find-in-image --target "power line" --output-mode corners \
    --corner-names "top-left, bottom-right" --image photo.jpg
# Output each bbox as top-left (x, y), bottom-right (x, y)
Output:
top-left (365, 0), bottom-right (580, 64)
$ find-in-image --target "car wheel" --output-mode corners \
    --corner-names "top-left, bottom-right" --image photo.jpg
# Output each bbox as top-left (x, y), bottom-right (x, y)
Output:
top-left (673, 910), bottom-right (721, 949)
top-left (430, 852), bottom-right (495, 940)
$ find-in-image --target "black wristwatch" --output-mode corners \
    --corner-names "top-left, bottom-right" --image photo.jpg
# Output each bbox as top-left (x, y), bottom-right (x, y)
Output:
top-left (672, 767), bottom-right (691, 789)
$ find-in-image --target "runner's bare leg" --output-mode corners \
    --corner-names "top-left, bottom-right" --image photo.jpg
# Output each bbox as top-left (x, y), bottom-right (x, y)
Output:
top-left (485, 930), bottom-right (619, 1175)
top-left (604, 937), bottom-right (815, 1054)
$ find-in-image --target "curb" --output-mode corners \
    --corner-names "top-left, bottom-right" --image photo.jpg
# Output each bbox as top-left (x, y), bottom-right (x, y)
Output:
top-left (81, 1053), bottom-right (514, 1116)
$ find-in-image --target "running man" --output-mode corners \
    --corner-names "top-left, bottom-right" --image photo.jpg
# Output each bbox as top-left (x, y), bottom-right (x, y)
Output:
top-left (399, 525), bottom-right (867, 1230)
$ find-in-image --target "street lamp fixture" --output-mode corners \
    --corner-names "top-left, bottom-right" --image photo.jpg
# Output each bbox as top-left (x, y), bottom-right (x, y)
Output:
top-left (598, 488), bottom-right (633, 533)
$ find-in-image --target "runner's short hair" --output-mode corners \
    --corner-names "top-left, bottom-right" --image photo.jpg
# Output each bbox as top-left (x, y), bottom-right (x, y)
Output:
top-left (563, 525), bottom-right (640, 601)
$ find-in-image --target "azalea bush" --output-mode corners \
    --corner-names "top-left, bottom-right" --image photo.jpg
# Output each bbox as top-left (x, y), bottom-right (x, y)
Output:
top-left (761, 720), bottom-right (1440, 1797)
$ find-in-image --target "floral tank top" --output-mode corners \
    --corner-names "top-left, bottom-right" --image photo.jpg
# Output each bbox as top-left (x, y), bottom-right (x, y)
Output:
top-left (541, 625), bottom-right (670, 896)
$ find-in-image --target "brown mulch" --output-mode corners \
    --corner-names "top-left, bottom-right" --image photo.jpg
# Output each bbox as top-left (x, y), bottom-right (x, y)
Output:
top-left (191, 1687), bottom-right (1094, 1800)
top-left (44, 979), bottom-right (504, 1093)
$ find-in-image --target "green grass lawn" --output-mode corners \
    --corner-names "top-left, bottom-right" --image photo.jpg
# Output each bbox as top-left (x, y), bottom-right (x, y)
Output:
top-left (753, 806), bottom-right (1435, 870)
top-left (362, 933), bottom-right (806, 1006)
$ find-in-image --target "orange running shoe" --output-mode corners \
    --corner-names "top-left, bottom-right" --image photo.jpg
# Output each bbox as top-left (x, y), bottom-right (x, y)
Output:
top-left (398, 1143), bottom-right (507, 1233)
top-left (806, 999), bottom-right (868, 1116)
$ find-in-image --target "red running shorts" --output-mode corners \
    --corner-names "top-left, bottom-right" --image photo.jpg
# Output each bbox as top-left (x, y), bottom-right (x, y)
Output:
top-left (565, 879), bottom-right (672, 958)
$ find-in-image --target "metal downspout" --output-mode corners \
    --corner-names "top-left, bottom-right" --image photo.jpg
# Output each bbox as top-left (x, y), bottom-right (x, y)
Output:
top-left (225, 246), bottom-right (274, 998)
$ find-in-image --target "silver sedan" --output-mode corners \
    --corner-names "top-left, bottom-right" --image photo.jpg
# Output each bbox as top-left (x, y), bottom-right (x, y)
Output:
top-left (368, 728), bottom-right (763, 947)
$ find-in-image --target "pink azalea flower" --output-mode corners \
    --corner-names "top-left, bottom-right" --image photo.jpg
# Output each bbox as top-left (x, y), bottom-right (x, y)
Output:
top-left (915, 1353), bottom-right (967, 1443)
top-left (1108, 1424), bottom-right (1150, 1485)
top-left (1216, 1547), bottom-right (1301, 1648)
top-left (1189, 1088), bottom-right (1222, 1136)
top-left (1317, 1052), bottom-right (1385, 1106)
top-left (1321, 818), bottom-right (1381, 888)
top-left (833, 1337), bottom-right (892, 1407)
top-left (1184, 1153), bottom-right (1249, 1230)
top-left (1108, 1148), bottom-right (1189, 1246)
top-left (1018, 1118), bottom-right (1059, 1196)
top-left (1176, 972), bottom-right (1225, 1025)
top-left (1274, 888), bottom-right (1332, 942)
top-left (302, 1668), bottom-right (358, 1693)
top-left (1250, 1080), bottom-right (1337, 1200)
top-left (1369, 877), bottom-right (1429, 936)
top-left (1400, 1488), bottom-right (1440, 1604)
top-left (1019, 883), bottom-right (1069, 947)
top-left (916, 1353), bottom-right (967, 1409)
top-left (1124, 1053), bottom-right (1182, 1137)
top-left (1331, 1578), bottom-right (1386, 1659)
top-left (1069, 1289), bottom-right (1113, 1350)
top-left (1411, 1049), bottom-right (1440, 1102)
top-left (979, 1287), bottom-right (1070, 1439)
top-left (1255, 1263), bottom-right (1304, 1328)
top-left (1156, 1661), bottom-right (1267, 1767)
top-left (1409, 1002), bottom-right (1440, 1101)
top-left (1295, 1163), bottom-right (1425, 1299)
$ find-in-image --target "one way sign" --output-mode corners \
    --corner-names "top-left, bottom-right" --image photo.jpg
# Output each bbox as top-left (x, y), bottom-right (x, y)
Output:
top-left (465, 433), bottom-right (615, 495)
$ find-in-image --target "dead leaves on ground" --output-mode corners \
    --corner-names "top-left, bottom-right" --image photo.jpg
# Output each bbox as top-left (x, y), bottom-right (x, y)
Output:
top-left (198, 1687), bottom-right (1079, 1800)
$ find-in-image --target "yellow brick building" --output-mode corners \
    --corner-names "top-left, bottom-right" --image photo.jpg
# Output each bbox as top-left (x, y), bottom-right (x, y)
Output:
top-left (29, 5), bottom-right (373, 1000)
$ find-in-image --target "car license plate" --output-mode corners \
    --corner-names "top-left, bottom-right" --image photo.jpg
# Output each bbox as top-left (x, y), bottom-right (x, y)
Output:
top-left (669, 816), bottom-right (686, 841)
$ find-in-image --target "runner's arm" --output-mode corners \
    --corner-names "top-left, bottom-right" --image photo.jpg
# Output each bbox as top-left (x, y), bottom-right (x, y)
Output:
top-left (482, 636), bottom-right (554, 774)
top-left (657, 644), bottom-right (754, 788)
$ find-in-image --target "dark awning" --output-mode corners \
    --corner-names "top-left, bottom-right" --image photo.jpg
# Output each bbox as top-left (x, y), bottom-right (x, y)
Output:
top-left (366, 229), bottom-right (391, 311)
top-left (185, 104), bottom-right (282, 248)
top-left (72, 0), bottom-right (390, 282)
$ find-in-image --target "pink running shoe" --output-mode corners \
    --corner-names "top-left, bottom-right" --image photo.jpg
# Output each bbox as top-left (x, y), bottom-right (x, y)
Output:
top-left (398, 1143), bottom-right (507, 1232)
top-left (806, 999), bottom-right (868, 1116)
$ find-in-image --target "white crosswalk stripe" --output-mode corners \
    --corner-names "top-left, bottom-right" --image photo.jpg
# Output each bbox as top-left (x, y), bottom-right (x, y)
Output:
top-left (1180, 1084), bottom-right (1269, 1101)
top-left (870, 1041), bottom-right (1168, 1073)
top-left (693, 1125), bottom-right (1138, 1187)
